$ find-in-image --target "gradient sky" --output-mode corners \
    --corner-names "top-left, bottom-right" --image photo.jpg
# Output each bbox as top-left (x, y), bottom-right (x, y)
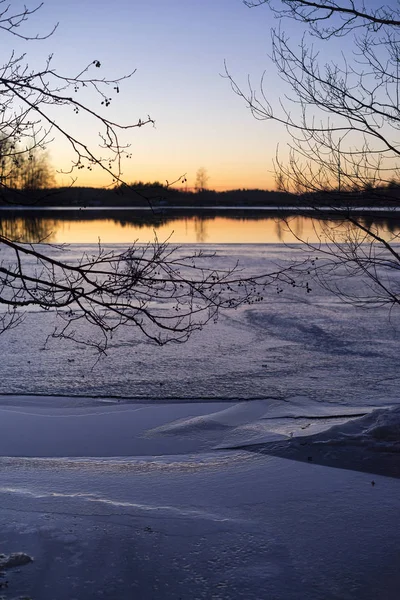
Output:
top-left (1, 0), bottom-right (349, 190)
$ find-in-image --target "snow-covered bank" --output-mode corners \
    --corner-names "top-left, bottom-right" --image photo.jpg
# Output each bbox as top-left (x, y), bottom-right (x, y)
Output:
top-left (235, 405), bottom-right (400, 479)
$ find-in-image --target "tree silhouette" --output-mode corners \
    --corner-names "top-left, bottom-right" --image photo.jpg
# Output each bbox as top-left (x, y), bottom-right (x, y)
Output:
top-left (195, 168), bottom-right (209, 192)
top-left (0, 138), bottom-right (54, 191)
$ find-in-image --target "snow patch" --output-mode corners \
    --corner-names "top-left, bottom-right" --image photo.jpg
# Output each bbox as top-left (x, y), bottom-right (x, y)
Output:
top-left (305, 406), bottom-right (400, 450)
top-left (147, 400), bottom-right (274, 436)
top-left (239, 407), bottom-right (400, 478)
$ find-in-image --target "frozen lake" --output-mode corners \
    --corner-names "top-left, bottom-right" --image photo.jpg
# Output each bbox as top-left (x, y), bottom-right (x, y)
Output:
top-left (1, 242), bottom-right (399, 599)
top-left (0, 243), bottom-right (399, 408)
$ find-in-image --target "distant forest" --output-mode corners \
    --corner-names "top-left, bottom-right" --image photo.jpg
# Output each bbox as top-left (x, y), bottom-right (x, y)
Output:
top-left (1, 180), bottom-right (400, 210)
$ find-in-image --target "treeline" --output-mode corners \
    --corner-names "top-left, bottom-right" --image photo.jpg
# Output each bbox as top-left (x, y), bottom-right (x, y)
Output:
top-left (2, 177), bottom-right (400, 209)
top-left (0, 183), bottom-right (293, 207)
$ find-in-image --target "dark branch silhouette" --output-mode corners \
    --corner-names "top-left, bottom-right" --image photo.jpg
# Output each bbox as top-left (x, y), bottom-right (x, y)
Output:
top-left (244, 1), bottom-right (400, 38)
top-left (230, 0), bottom-right (400, 307)
top-left (0, 2), bottom-right (287, 352)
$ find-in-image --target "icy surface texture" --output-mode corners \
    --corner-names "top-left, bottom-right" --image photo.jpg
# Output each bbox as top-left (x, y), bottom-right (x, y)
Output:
top-left (0, 244), bottom-right (399, 407)
top-left (1, 244), bottom-right (400, 599)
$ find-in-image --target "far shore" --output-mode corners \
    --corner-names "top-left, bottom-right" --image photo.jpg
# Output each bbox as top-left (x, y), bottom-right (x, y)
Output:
top-left (1, 204), bottom-right (400, 216)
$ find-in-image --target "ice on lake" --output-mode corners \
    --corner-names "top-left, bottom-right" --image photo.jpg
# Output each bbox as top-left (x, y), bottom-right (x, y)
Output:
top-left (0, 243), bottom-right (399, 599)
top-left (0, 243), bottom-right (399, 407)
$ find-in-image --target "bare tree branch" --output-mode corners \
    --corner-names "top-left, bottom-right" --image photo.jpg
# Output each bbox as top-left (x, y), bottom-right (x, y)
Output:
top-left (0, 2), bottom-right (284, 350)
top-left (244, 1), bottom-right (400, 38)
top-left (233, 0), bottom-right (400, 308)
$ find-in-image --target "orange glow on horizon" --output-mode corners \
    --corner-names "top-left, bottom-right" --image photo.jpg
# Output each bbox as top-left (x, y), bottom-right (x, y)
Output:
top-left (54, 175), bottom-right (278, 193)
top-left (54, 163), bottom-right (277, 192)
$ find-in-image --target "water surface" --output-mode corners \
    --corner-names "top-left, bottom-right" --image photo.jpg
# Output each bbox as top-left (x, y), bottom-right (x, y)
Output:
top-left (1, 209), bottom-right (399, 244)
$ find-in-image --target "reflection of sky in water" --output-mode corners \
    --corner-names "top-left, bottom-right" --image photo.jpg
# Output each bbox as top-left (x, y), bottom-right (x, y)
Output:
top-left (1, 215), bottom-right (399, 244)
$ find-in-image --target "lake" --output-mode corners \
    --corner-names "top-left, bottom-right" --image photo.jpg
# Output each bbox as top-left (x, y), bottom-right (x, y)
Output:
top-left (0, 207), bottom-right (399, 243)
top-left (1, 209), bottom-right (399, 600)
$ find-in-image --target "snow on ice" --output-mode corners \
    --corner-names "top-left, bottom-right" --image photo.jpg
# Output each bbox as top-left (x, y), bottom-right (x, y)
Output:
top-left (0, 244), bottom-right (399, 599)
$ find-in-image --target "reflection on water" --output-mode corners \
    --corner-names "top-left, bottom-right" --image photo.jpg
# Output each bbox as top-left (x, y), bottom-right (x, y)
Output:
top-left (0, 210), bottom-right (400, 244)
top-left (0, 216), bottom-right (58, 243)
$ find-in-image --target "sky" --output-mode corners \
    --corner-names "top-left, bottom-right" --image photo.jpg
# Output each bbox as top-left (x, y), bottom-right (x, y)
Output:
top-left (1, 0), bottom-right (350, 191)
